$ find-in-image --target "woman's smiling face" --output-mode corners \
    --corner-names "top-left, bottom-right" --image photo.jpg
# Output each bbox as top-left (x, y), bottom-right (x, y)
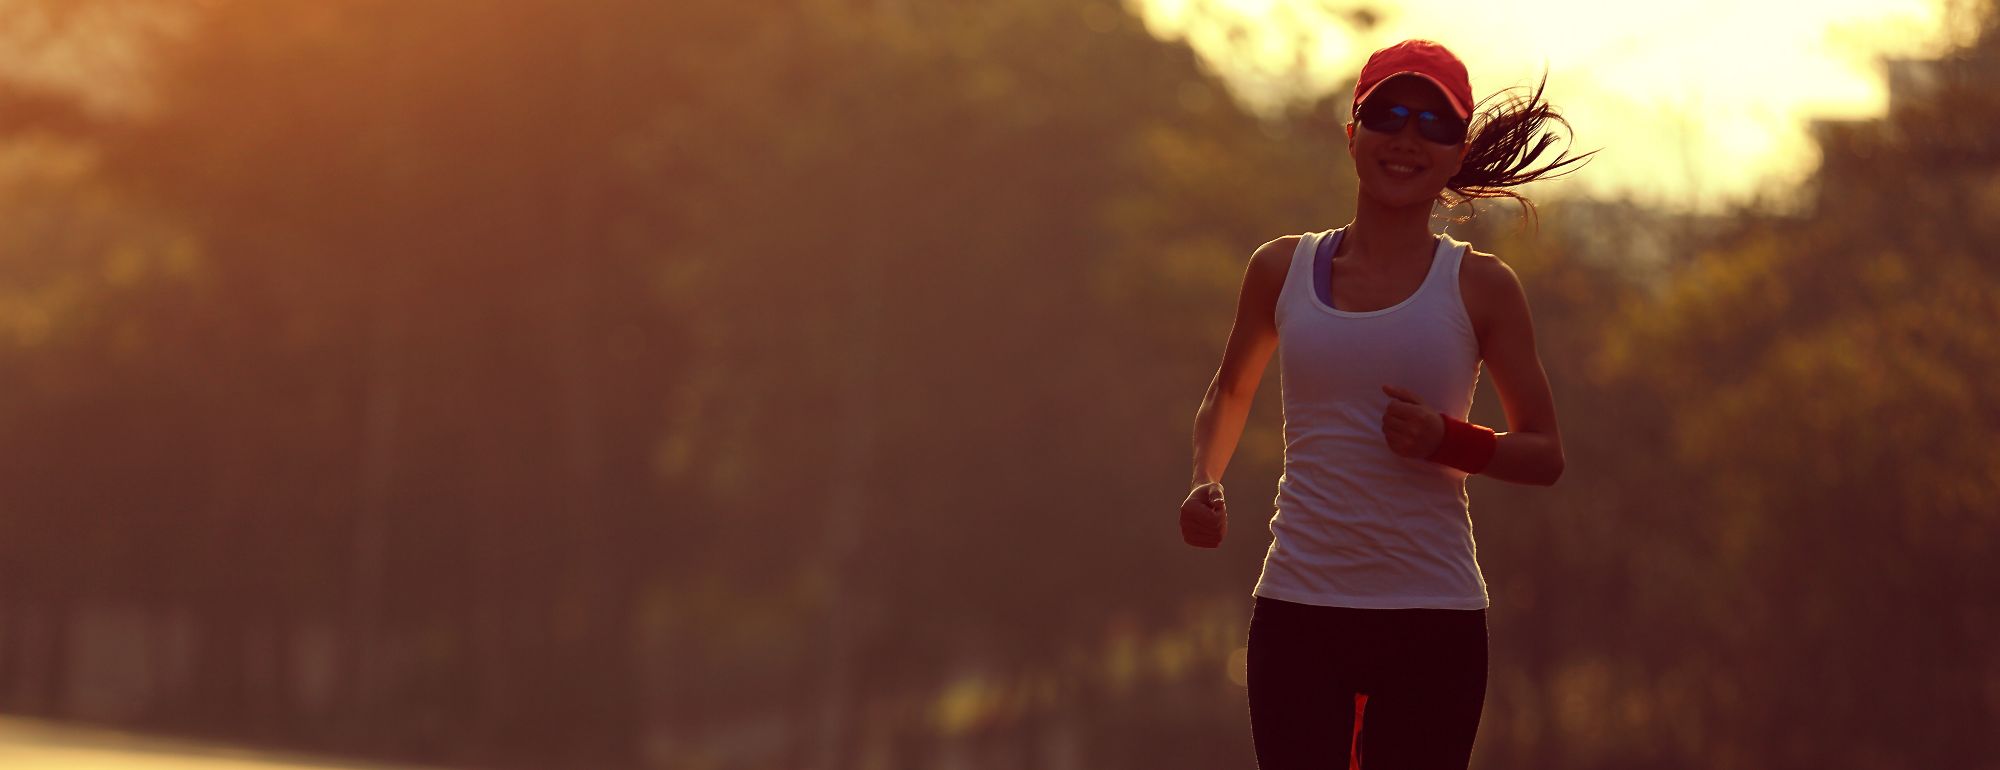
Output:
top-left (1347, 75), bottom-right (1470, 208)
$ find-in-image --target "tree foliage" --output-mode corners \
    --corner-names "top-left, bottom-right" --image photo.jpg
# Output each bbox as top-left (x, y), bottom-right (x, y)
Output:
top-left (0, 1), bottom-right (1993, 768)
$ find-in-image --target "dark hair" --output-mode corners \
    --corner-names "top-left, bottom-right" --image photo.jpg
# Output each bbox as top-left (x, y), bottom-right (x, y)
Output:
top-left (1442, 73), bottom-right (1596, 222)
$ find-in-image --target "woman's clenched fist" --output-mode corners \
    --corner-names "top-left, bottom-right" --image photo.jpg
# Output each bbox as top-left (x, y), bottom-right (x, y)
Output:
top-left (1380, 384), bottom-right (1445, 459)
top-left (1180, 482), bottom-right (1228, 548)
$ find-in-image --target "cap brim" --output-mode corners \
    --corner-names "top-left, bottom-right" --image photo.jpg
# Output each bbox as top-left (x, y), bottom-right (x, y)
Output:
top-left (1353, 72), bottom-right (1472, 120)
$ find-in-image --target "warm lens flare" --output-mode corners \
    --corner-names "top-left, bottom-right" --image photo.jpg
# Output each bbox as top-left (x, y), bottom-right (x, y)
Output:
top-left (1132, 0), bottom-right (1974, 210)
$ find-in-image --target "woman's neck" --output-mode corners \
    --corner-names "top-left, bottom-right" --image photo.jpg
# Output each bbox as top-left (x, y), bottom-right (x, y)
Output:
top-left (1342, 191), bottom-right (1437, 265)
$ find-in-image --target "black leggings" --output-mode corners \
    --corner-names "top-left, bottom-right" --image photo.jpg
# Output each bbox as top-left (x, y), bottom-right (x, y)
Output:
top-left (1246, 596), bottom-right (1488, 769)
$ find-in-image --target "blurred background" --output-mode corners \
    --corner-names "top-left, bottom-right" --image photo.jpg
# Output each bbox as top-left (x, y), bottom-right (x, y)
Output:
top-left (0, 1), bottom-right (1994, 768)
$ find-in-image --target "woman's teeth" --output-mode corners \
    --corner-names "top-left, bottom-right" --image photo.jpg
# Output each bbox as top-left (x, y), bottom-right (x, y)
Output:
top-left (1382, 161), bottom-right (1422, 176)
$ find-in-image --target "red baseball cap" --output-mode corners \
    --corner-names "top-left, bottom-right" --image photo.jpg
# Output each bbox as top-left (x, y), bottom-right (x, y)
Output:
top-left (1351, 39), bottom-right (1474, 120)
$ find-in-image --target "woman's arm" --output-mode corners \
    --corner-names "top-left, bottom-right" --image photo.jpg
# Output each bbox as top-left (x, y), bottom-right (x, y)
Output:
top-left (1461, 251), bottom-right (1564, 485)
top-left (1182, 237), bottom-right (1292, 548)
top-left (1191, 237), bottom-right (1292, 488)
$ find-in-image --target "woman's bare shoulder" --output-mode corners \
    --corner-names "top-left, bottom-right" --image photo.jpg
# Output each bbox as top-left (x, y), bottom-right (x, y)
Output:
top-left (1249, 235), bottom-right (1301, 280)
top-left (1458, 248), bottom-right (1532, 326)
top-left (1461, 249), bottom-right (1525, 292)
top-left (1255, 235), bottom-right (1301, 259)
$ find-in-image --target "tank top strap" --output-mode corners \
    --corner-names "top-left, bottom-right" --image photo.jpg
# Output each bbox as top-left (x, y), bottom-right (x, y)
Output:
top-left (1437, 233), bottom-right (1470, 293)
top-left (1425, 233), bottom-right (1474, 330)
top-left (1312, 228), bottom-right (1343, 308)
top-left (1277, 229), bottom-right (1335, 325)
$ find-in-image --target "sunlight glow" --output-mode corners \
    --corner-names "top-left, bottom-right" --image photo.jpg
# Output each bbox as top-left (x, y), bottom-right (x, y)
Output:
top-left (0, 717), bottom-right (427, 770)
top-left (1130, 0), bottom-right (1977, 210)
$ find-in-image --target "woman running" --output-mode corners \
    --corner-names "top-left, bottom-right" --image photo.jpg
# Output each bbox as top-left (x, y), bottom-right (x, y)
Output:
top-left (1178, 39), bottom-right (1588, 769)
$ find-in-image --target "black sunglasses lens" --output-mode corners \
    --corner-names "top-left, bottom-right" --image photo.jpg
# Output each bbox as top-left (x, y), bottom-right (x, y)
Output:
top-left (1419, 116), bottom-right (1468, 144)
top-left (1359, 101), bottom-right (1466, 145)
top-left (1357, 102), bottom-right (1406, 133)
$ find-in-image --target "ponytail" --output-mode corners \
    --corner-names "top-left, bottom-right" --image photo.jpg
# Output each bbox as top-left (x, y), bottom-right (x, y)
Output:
top-left (1444, 74), bottom-right (1596, 221)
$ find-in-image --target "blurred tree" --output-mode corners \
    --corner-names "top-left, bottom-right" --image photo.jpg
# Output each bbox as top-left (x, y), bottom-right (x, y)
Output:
top-left (7, 0), bottom-right (1990, 768)
top-left (2, 0), bottom-right (703, 763)
top-left (1591, 11), bottom-right (2000, 767)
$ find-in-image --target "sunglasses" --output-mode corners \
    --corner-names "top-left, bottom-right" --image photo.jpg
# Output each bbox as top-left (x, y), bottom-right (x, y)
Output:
top-left (1355, 100), bottom-right (1468, 145)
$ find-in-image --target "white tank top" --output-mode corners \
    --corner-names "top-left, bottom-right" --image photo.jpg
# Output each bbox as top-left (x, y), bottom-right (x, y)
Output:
top-left (1252, 227), bottom-right (1490, 610)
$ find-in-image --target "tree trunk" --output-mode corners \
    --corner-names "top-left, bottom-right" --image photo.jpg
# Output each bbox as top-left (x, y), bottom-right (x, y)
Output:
top-left (809, 225), bottom-right (885, 770)
top-left (348, 286), bottom-right (405, 739)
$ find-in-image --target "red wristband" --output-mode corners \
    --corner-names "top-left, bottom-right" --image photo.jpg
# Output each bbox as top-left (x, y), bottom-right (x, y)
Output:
top-left (1428, 414), bottom-right (1497, 474)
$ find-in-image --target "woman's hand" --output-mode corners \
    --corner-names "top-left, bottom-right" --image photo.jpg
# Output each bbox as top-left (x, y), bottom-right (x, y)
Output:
top-left (1381, 384), bottom-right (1445, 459)
top-left (1180, 482), bottom-right (1228, 549)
